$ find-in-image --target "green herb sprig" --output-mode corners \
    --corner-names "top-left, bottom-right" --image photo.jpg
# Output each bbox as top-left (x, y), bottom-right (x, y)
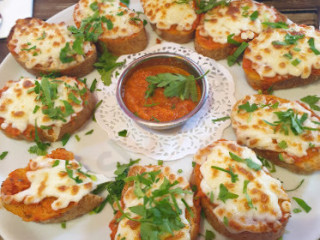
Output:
top-left (195, 0), bottom-right (230, 14)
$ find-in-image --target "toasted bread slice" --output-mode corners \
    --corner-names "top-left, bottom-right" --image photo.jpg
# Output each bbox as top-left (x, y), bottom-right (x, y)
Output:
top-left (0, 76), bottom-right (96, 142)
top-left (0, 148), bottom-right (107, 223)
top-left (73, 0), bottom-right (148, 56)
top-left (109, 165), bottom-right (200, 240)
top-left (7, 18), bottom-right (97, 77)
top-left (191, 139), bottom-right (291, 240)
top-left (242, 24), bottom-right (320, 91)
top-left (194, 0), bottom-right (287, 60)
top-left (231, 94), bottom-right (320, 174)
top-left (141, 0), bottom-right (199, 43)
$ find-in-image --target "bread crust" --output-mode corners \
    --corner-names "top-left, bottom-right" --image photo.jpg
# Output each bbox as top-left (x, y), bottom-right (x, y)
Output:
top-left (109, 165), bottom-right (200, 240)
top-left (7, 18), bottom-right (97, 78)
top-left (0, 148), bottom-right (103, 223)
top-left (0, 77), bottom-right (96, 142)
top-left (231, 94), bottom-right (320, 174)
top-left (191, 140), bottom-right (291, 240)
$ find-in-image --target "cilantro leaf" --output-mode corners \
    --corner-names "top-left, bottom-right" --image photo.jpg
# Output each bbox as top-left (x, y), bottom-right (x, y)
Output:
top-left (292, 197), bottom-right (311, 213)
top-left (211, 166), bottom-right (238, 183)
top-left (61, 133), bottom-right (71, 146)
top-left (249, 10), bottom-right (259, 21)
top-left (243, 180), bottom-right (254, 208)
top-left (0, 151), bottom-right (8, 160)
top-left (218, 184), bottom-right (238, 203)
top-left (262, 21), bottom-right (289, 29)
top-left (272, 33), bottom-right (305, 46)
top-left (59, 42), bottom-right (75, 63)
top-left (300, 95), bottom-right (320, 111)
top-left (196, 0), bottom-right (230, 14)
top-left (94, 44), bottom-right (125, 86)
top-left (238, 101), bottom-right (258, 112)
top-left (118, 129), bottom-right (128, 137)
top-left (229, 152), bottom-right (262, 170)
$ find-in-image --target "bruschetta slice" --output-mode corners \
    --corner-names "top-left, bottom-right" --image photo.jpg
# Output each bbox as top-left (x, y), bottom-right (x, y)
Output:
top-left (1, 148), bottom-right (108, 223)
top-left (7, 18), bottom-right (97, 77)
top-left (243, 24), bottom-right (320, 91)
top-left (195, 0), bottom-right (287, 60)
top-left (109, 165), bottom-right (200, 240)
top-left (73, 0), bottom-right (148, 56)
top-left (231, 94), bottom-right (320, 174)
top-left (0, 76), bottom-right (95, 142)
top-left (141, 0), bottom-right (199, 43)
top-left (191, 139), bottom-right (291, 240)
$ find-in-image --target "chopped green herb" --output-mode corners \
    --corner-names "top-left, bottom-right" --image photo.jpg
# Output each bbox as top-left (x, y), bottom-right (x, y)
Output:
top-left (120, 0), bottom-right (130, 6)
top-left (0, 151), bottom-right (8, 160)
top-left (61, 221), bottom-right (66, 229)
top-left (218, 183), bottom-right (239, 203)
top-left (40, 125), bottom-right (52, 130)
top-left (102, 17), bottom-right (113, 30)
top-left (278, 140), bottom-right (288, 149)
top-left (278, 153), bottom-right (285, 161)
top-left (90, 2), bottom-right (99, 11)
top-left (143, 19), bottom-right (148, 26)
top-left (33, 105), bottom-right (40, 113)
top-left (158, 160), bottom-right (163, 166)
top-left (227, 33), bottom-right (241, 46)
top-left (196, 0), bottom-right (230, 14)
top-left (205, 230), bottom-right (216, 240)
top-left (272, 33), bottom-right (305, 46)
top-left (21, 45), bottom-right (36, 51)
top-left (257, 155), bottom-right (276, 173)
top-left (262, 21), bottom-right (288, 29)
top-left (145, 71), bottom-right (208, 102)
top-left (283, 52), bottom-right (293, 59)
top-left (249, 10), bottom-right (259, 21)
top-left (285, 179), bottom-right (304, 192)
top-left (68, 92), bottom-right (81, 104)
top-left (243, 180), bottom-right (254, 208)
top-left (227, 42), bottom-right (248, 66)
top-left (212, 116), bottom-right (230, 123)
top-left (61, 133), bottom-right (71, 146)
top-left (36, 31), bottom-right (47, 40)
top-left (211, 165), bottom-right (238, 183)
top-left (238, 101), bottom-right (258, 112)
top-left (85, 129), bottom-right (94, 135)
top-left (308, 38), bottom-right (320, 55)
top-left (143, 102), bottom-right (160, 107)
top-left (28, 121), bottom-right (50, 156)
top-left (52, 160), bottom-right (60, 167)
top-left (90, 79), bottom-right (97, 92)
top-left (175, 0), bottom-right (191, 3)
top-left (150, 116), bottom-right (160, 122)
top-left (223, 216), bottom-right (229, 226)
top-left (292, 197), bottom-right (311, 213)
top-left (94, 44), bottom-right (125, 86)
top-left (229, 152), bottom-right (262, 171)
top-left (293, 47), bottom-right (301, 52)
top-left (177, 169), bottom-right (183, 173)
top-left (293, 208), bottom-right (302, 213)
top-left (300, 95), bottom-right (320, 111)
top-left (291, 58), bottom-right (301, 66)
top-left (59, 42), bottom-right (75, 63)
top-left (192, 161), bottom-right (196, 167)
top-left (92, 100), bottom-right (103, 122)
top-left (118, 129), bottom-right (128, 137)
top-left (210, 191), bottom-right (214, 203)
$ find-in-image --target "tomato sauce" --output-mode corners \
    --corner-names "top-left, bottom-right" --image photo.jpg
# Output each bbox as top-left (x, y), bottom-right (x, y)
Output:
top-left (123, 65), bottom-right (201, 122)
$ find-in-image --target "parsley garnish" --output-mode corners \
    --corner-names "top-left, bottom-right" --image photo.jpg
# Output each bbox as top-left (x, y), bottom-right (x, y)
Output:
top-left (28, 121), bottom-right (50, 156)
top-left (272, 33), bottom-right (305, 46)
top-left (211, 166), bottom-right (238, 183)
top-left (227, 33), bottom-right (241, 46)
top-left (145, 71), bottom-right (207, 102)
top-left (175, 0), bottom-right (191, 3)
top-left (223, 216), bottom-right (229, 226)
top-left (85, 129), bottom-right (94, 135)
top-left (36, 31), bottom-right (46, 40)
top-left (144, 102), bottom-right (160, 107)
top-left (61, 221), bottom-right (67, 229)
top-left (120, 0), bottom-right (130, 6)
top-left (291, 58), bottom-right (301, 66)
top-left (257, 155), bottom-right (276, 172)
top-left (75, 134), bottom-right (81, 142)
top-left (61, 133), bottom-right (71, 146)
top-left (59, 42), bottom-right (75, 63)
top-left (21, 45), bottom-right (36, 51)
top-left (89, 2), bottom-right (99, 11)
top-left (205, 230), bottom-right (216, 240)
top-left (52, 160), bottom-right (60, 167)
top-left (92, 100), bottom-right (103, 122)
top-left (238, 101), bottom-right (258, 112)
top-left (292, 197), bottom-right (311, 213)
top-left (249, 10), bottom-right (259, 21)
top-left (158, 160), bottom-right (164, 166)
top-left (195, 0), bottom-right (230, 14)
top-left (229, 152), bottom-right (262, 171)
top-left (300, 95), bottom-right (320, 111)
top-left (212, 116), bottom-right (230, 122)
top-left (90, 79), bottom-right (97, 92)
top-left (278, 140), bottom-right (288, 149)
top-left (262, 21), bottom-right (288, 29)
top-left (218, 183), bottom-right (239, 203)
top-left (227, 42), bottom-right (248, 66)
top-left (308, 38), bottom-right (320, 55)
top-left (118, 129), bottom-right (128, 137)
top-left (285, 179), bottom-right (304, 192)
top-left (0, 151), bottom-right (8, 160)
top-left (293, 208), bottom-right (302, 213)
top-left (94, 44), bottom-right (125, 86)
top-left (243, 180), bottom-right (254, 208)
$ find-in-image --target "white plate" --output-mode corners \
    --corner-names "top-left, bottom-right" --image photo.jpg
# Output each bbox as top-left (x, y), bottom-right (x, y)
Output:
top-left (0, 2), bottom-right (319, 240)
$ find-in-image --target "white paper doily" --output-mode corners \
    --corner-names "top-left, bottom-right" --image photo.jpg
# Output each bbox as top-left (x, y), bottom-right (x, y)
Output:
top-left (96, 43), bottom-right (235, 160)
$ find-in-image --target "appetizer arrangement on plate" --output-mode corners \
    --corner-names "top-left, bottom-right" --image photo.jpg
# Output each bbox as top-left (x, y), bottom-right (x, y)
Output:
top-left (0, 0), bottom-right (320, 240)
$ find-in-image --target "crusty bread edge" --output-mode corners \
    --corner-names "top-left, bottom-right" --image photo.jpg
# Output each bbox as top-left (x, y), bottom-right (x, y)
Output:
top-left (151, 23), bottom-right (195, 44)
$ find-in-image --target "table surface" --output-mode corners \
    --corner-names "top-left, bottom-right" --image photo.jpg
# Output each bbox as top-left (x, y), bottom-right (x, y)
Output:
top-left (0, 0), bottom-right (78, 63)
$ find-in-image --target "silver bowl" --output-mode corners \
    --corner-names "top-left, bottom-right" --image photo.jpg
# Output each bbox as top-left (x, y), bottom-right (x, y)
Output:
top-left (116, 52), bottom-right (208, 130)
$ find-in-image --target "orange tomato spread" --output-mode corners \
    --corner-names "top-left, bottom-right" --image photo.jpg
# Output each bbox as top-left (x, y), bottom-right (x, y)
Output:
top-left (123, 65), bottom-right (201, 122)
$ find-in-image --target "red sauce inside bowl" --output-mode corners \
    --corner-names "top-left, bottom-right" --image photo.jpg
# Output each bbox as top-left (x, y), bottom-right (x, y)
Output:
top-left (123, 65), bottom-right (201, 122)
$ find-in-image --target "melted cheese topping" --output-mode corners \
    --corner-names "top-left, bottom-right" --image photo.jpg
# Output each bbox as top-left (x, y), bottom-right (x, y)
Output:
top-left (74, 0), bottom-right (142, 39)
top-left (9, 18), bottom-right (93, 70)
top-left (141, 0), bottom-right (197, 31)
top-left (0, 77), bottom-right (85, 140)
top-left (196, 140), bottom-right (291, 233)
top-left (245, 24), bottom-right (320, 78)
top-left (3, 155), bottom-right (107, 210)
top-left (198, 0), bottom-right (283, 44)
top-left (115, 166), bottom-right (194, 240)
top-left (231, 95), bottom-right (320, 160)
